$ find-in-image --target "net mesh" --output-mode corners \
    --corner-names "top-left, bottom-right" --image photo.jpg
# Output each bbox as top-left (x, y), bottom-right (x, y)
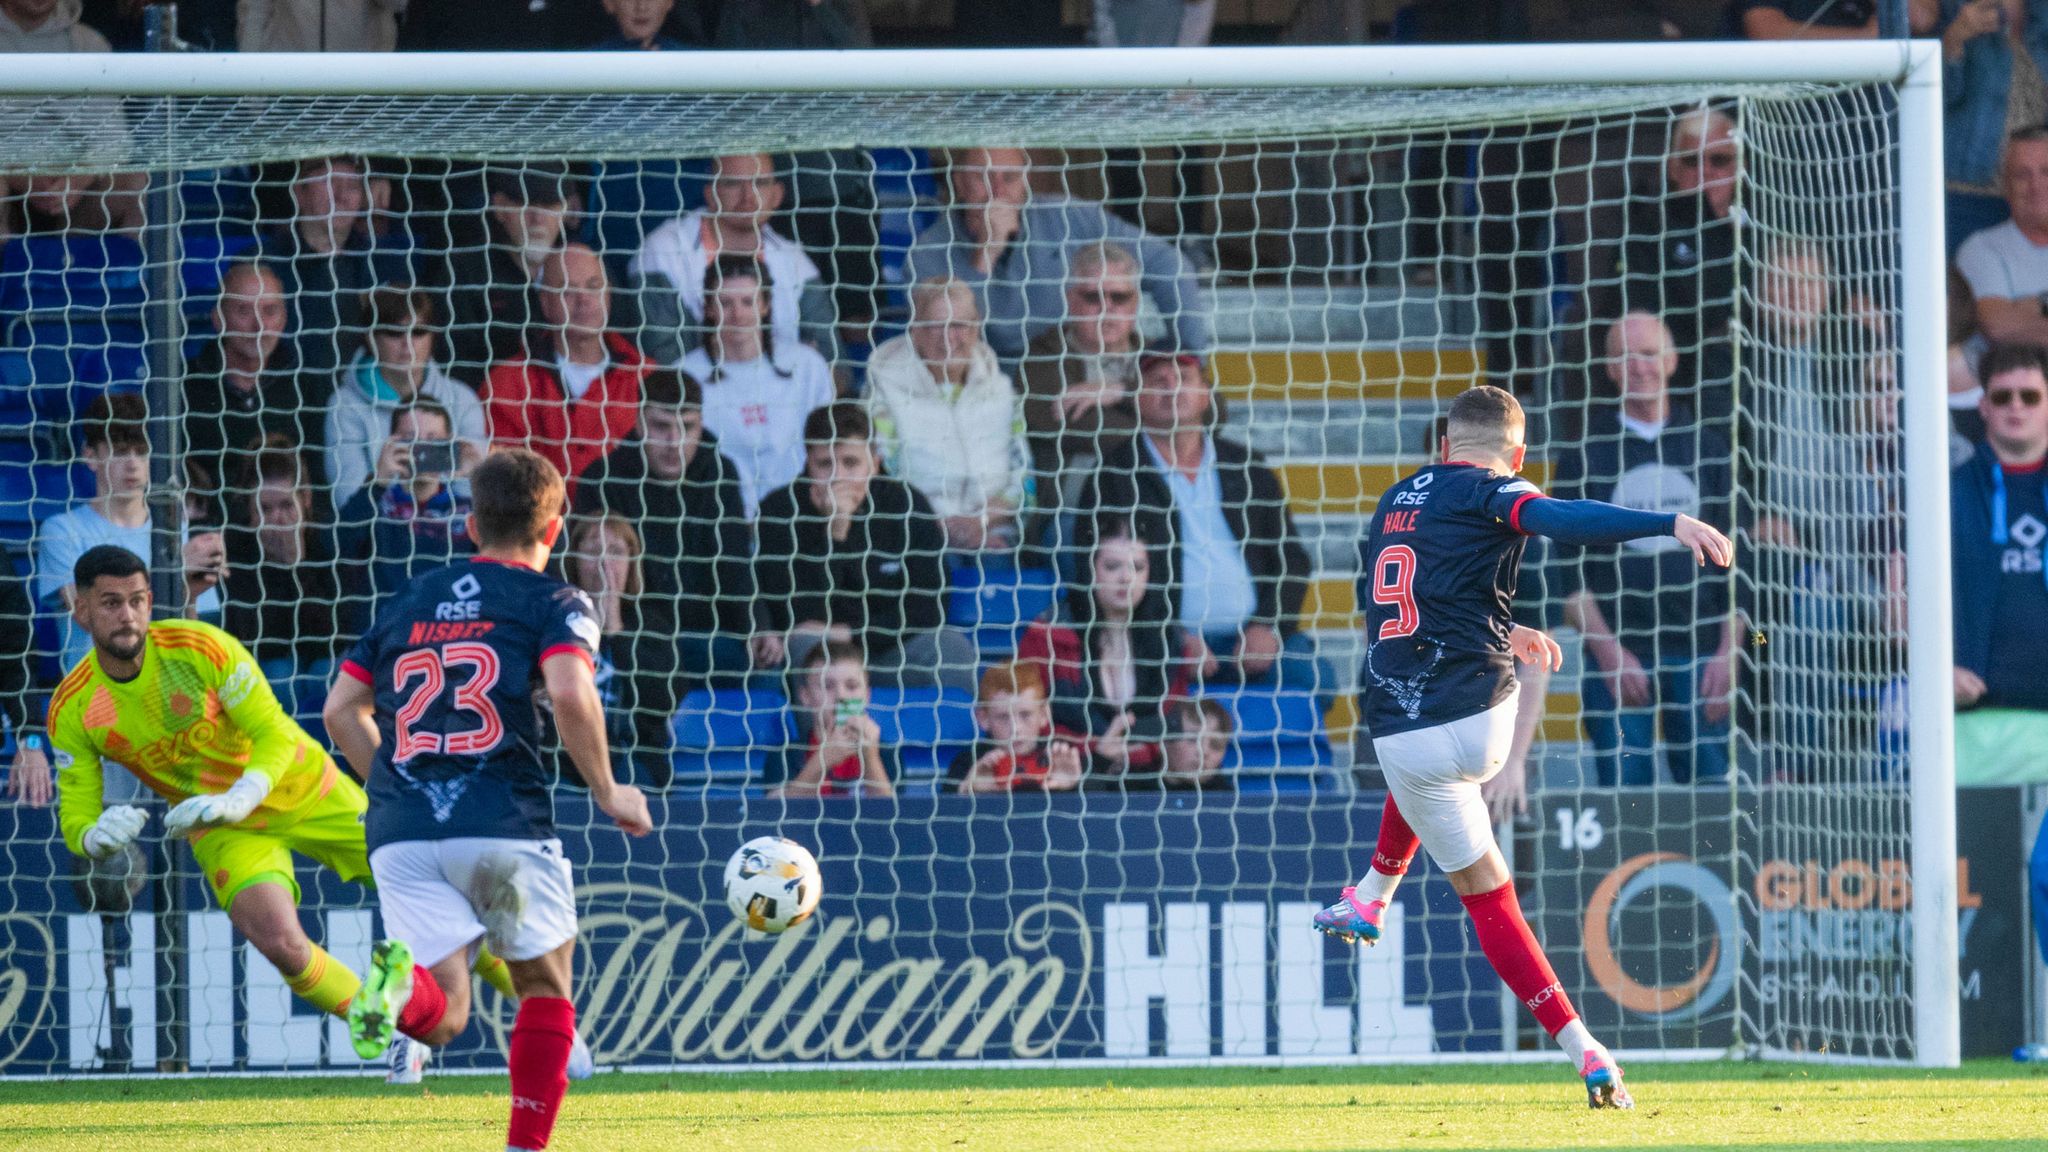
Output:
top-left (0, 71), bottom-right (1922, 1073)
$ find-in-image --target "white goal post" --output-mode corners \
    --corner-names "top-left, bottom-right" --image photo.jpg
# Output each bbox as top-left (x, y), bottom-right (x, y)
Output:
top-left (0, 41), bottom-right (1955, 1072)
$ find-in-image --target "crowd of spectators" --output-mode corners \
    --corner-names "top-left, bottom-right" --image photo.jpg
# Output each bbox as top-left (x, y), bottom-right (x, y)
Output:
top-left (2, 0), bottom-right (1362, 794)
top-left (0, 2), bottom-right (2040, 807)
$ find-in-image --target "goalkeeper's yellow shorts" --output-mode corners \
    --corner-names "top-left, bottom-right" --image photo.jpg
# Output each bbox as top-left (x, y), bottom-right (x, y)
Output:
top-left (189, 763), bottom-right (371, 909)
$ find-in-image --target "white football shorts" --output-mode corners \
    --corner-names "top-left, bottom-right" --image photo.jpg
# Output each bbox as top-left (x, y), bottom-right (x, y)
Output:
top-left (368, 837), bottom-right (578, 967)
top-left (1370, 689), bottom-right (1519, 874)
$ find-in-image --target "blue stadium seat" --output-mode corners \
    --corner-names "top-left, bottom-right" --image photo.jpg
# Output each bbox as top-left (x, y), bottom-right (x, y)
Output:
top-left (587, 158), bottom-right (710, 259)
top-left (0, 234), bottom-right (147, 317)
top-left (178, 167), bottom-right (258, 225)
top-left (870, 147), bottom-right (939, 202)
top-left (670, 687), bottom-right (788, 785)
top-left (0, 324), bottom-right (143, 440)
top-left (868, 685), bottom-right (977, 776)
top-left (0, 461), bottom-right (92, 546)
top-left (1199, 683), bottom-right (1334, 773)
top-left (669, 749), bottom-right (768, 785)
top-left (947, 564), bottom-right (1058, 655)
top-left (1234, 771), bottom-right (1342, 796)
top-left (672, 686), bottom-right (788, 751)
top-left (179, 227), bottom-right (260, 305)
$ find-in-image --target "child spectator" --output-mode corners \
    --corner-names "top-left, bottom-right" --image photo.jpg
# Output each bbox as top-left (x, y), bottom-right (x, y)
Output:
top-left (1157, 697), bottom-right (1234, 792)
top-left (947, 661), bottom-right (1084, 794)
top-left (764, 639), bottom-right (897, 798)
top-left (1017, 516), bottom-right (1206, 783)
top-left (335, 400), bottom-right (474, 628)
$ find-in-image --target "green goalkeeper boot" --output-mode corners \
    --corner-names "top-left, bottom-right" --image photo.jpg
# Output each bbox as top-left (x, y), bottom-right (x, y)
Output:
top-left (348, 939), bottom-right (417, 1061)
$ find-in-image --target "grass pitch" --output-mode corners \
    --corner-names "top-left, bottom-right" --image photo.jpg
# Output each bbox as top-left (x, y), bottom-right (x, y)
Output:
top-left (1, 1060), bottom-right (2043, 1152)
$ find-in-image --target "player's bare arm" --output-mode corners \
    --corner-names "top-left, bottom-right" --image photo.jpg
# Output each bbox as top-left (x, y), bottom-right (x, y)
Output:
top-left (541, 651), bottom-right (651, 836)
top-left (322, 672), bottom-right (382, 783)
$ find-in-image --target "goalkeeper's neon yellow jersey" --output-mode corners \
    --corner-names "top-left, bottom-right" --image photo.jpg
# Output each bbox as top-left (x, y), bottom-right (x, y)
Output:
top-left (49, 619), bottom-right (339, 856)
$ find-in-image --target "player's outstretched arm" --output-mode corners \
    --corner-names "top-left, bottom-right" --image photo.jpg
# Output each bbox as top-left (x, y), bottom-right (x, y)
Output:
top-left (322, 672), bottom-right (382, 783)
top-left (542, 652), bottom-right (652, 836)
top-left (1516, 498), bottom-right (1734, 568)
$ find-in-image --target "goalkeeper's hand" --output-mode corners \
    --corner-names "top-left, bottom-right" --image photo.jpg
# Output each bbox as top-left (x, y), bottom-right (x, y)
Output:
top-left (81, 804), bottom-right (148, 860)
top-left (163, 771), bottom-right (272, 839)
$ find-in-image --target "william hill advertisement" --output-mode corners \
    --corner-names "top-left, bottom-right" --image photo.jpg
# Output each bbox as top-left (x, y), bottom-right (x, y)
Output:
top-left (0, 794), bottom-right (1502, 1074)
top-left (1533, 787), bottom-right (2025, 1060)
top-left (0, 789), bottom-right (2023, 1073)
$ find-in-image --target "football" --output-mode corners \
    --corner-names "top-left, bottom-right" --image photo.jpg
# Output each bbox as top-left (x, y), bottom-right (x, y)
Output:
top-left (723, 835), bottom-right (822, 934)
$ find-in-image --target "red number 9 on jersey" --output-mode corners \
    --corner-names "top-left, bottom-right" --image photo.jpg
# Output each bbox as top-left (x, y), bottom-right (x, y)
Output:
top-left (1372, 544), bottom-right (1420, 639)
top-left (392, 642), bottom-right (506, 763)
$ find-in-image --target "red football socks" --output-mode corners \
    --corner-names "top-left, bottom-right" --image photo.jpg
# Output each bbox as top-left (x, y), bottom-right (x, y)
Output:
top-left (396, 964), bottom-right (447, 1041)
top-left (1372, 795), bottom-right (1420, 876)
top-left (1461, 881), bottom-right (1577, 1037)
top-left (506, 996), bottom-right (576, 1151)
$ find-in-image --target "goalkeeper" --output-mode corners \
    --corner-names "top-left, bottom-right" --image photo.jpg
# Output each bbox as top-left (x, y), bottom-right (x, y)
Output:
top-left (49, 545), bottom-right (528, 1059)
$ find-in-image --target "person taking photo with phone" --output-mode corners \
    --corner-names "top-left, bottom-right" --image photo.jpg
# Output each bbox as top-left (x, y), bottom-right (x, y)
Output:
top-left (336, 400), bottom-right (475, 631)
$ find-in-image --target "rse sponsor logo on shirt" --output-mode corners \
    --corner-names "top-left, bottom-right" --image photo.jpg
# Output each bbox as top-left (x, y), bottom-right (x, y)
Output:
top-left (2003, 513), bottom-right (2047, 574)
top-left (436, 572), bottom-right (484, 622)
top-left (741, 403), bottom-right (770, 427)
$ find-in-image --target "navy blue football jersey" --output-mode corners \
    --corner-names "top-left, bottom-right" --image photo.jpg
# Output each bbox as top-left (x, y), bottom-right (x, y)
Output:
top-left (1360, 463), bottom-right (1542, 737)
top-left (342, 557), bottom-right (600, 849)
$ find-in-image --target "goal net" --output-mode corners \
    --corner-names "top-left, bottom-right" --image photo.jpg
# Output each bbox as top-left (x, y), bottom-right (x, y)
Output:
top-left (0, 44), bottom-right (1952, 1075)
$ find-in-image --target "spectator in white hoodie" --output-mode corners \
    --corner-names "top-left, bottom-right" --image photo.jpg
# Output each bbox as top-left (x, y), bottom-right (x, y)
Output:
top-left (324, 286), bottom-right (487, 511)
top-left (864, 276), bottom-right (1030, 554)
top-left (680, 255), bottom-right (836, 516)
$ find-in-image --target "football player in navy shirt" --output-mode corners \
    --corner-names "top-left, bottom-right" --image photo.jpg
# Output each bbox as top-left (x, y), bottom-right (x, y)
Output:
top-left (323, 448), bottom-right (652, 1152)
top-left (1314, 386), bottom-right (1730, 1109)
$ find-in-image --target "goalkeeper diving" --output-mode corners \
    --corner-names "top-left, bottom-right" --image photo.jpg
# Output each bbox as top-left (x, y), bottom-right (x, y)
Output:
top-left (49, 544), bottom-right (586, 1081)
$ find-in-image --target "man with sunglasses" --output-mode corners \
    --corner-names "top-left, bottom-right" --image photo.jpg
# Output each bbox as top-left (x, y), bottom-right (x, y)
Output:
top-left (1950, 341), bottom-right (2048, 983)
top-left (1599, 107), bottom-right (1740, 366)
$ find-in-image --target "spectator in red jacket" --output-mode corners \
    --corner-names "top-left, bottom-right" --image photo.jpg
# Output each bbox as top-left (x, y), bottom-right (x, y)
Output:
top-left (481, 242), bottom-right (649, 489)
top-left (1016, 515), bottom-right (1208, 784)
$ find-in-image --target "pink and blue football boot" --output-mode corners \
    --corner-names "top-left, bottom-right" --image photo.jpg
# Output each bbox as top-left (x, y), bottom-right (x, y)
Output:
top-left (1311, 887), bottom-right (1385, 946)
top-left (1581, 1051), bottom-right (1634, 1110)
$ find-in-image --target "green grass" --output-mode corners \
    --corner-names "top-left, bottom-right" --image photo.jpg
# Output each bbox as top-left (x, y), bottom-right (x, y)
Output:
top-left (1, 1061), bottom-right (2044, 1151)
